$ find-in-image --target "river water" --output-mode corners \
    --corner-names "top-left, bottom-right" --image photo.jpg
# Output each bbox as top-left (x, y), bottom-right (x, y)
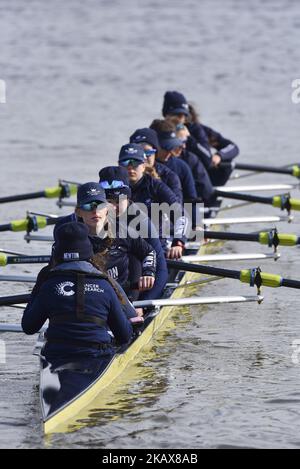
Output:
top-left (0, 0), bottom-right (300, 449)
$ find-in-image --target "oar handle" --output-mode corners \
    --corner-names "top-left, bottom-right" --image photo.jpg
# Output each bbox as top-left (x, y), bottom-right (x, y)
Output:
top-left (0, 293), bottom-right (31, 307)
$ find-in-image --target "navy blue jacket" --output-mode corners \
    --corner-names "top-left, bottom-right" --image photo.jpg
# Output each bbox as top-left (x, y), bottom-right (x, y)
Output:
top-left (126, 202), bottom-right (168, 300)
top-left (22, 261), bottom-right (133, 358)
top-left (157, 156), bottom-right (198, 201)
top-left (130, 174), bottom-right (189, 246)
top-left (180, 149), bottom-right (215, 203)
top-left (54, 214), bottom-right (156, 289)
top-left (187, 123), bottom-right (239, 170)
top-left (155, 161), bottom-right (183, 203)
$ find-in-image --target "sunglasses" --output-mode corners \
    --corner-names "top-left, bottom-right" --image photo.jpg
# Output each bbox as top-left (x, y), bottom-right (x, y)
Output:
top-left (78, 201), bottom-right (106, 211)
top-left (144, 149), bottom-right (157, 158)
top-left (99, 180), bottom-right (128, 189)
top-left (119, 159), bottom-right (144, 168)
top-left (176, 123), bottom-right (186, 130)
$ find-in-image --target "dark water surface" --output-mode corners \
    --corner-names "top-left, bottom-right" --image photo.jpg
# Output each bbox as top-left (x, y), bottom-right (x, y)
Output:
top-left (0, 0), bottom-right (300, 449)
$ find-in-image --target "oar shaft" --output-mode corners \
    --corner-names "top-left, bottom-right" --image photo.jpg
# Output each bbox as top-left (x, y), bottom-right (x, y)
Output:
top-left (0, 254), bottom-right (51, 266)
top-left (0, 191), bottom-right (45, 204)
top-left (234, 163), bottom-right (295, 176)
top-left (281, 278), bottom-right (300, 289)
top-left (215, 189), bottom-right (273, 205)
top-left (0, 294), bottom-right (31, 306)
top-left (167, 260), bottom-right (241, 280)
top-left (204, 230), bottom-right (259, 243)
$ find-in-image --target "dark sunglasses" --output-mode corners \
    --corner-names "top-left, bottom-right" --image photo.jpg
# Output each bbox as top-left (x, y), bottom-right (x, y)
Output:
top-left (144, 149), bottom-right (157, 158)
top-left (119, 159), bottom-right (144, 168)
top-left (78, 201), bottom-right (106, 212)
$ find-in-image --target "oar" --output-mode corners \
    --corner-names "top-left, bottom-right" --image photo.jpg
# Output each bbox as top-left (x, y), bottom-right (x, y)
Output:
top-left (203, 228), bottom-right (300, 249)
top-left (0, 248), bottom-right (28, 256)
top-left (214, 190), bottom-right (300, 213)
top-left (0, 294), bottom-right (31, 306)
top-left (215, 183), bottom-right (298, 193)
top-left (0, 254), bottom-right (50, 267)
top-left (223, 162), bottom-right (300, 178)
top-left (167, 260), bottom-right (300, 291)
top-left (0, 275), bottom-right (36, 283)
top-left (0, 292), bottom-right (263, 310)
top-left (0, 180), bottom-right (78, 204)
top-left (0, 215), bottom-right (58, 233)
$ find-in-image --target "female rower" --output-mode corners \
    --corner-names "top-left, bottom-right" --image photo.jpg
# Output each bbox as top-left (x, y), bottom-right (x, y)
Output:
top-left (162, 90), bottom-right (239, 186)
top-left (117, 143), bottom-right (189, 259)
top-left (129, 127), bottom-right (183, 204)
top-left (174, 123), bottom-right (216, 205)
top-left (149, 119), bottom-right (201, 203)
top-left (53, 182), bottom-right (157, 306)
top-left (99, 165), bottom-right (168, 301)
top-left (22, 222), bottom-right (134, 366)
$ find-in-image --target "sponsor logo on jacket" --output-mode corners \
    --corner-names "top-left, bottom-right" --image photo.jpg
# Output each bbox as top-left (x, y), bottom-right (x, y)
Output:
top-left (55, 282), bottom-right (104, 296)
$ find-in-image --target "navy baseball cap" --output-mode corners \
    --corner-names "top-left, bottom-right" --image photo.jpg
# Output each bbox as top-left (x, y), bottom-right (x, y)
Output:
top-left (99, 166), bottom-right (131, 198)
top-left (162, 91), bottom-right (189, 116)
top-left (129, 128), bottom-right (159, 151)
top-left (157, 130), bottom-right (184, 151)
top-left (77, 182), bottom-right (107, 206)
top-left (118, 143), bottom-right (146, 163)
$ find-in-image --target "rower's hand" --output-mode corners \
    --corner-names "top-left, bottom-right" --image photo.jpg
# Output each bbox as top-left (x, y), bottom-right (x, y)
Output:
top-left (212, 154), bottom-right (222, 167)
top-left (167, 246), bottom-right (183, 259)
top-left (135, 308), bottom-right (144, 317)
top-left (138, 276), bottom-right (155, 291)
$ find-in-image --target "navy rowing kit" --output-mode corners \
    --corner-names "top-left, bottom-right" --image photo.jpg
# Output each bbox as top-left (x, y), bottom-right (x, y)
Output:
top-left (158, 156), bottom-right (198, 202)
top-left (22, 261), bottom-right (134, 360)
top-left (54, 214), bottom-right (156, 300)
top-left (154, 161), bottom-right (183, 204)
top-left (130, 173), bottom-right (189, 248)
top-left (180, 148), bottom-right (215, 204)
top-left (186, 123), bottom-right (239, 186)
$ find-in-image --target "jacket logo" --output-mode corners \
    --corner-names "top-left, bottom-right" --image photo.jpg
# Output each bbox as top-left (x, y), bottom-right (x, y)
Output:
top-left (55, 282), bottom-right (104, 296)
top-left (55, 281), bottom-right (75, 296)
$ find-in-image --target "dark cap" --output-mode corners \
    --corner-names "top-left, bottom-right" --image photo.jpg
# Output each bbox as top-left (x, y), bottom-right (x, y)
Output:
top-left (99, 166), bottom-right (131, 198)
top-left (54, 222), bottom-right (94, 262)
top-left (162, 91), bottom-right (189, 117)
top-left (129, 128), bottom-right (159, 151)
top-left (118, 143), bottom-right (146, 163)
top-left (157, 130), bottom-right (184, 152)
top-left (77, 182), bottom-right (107, 206)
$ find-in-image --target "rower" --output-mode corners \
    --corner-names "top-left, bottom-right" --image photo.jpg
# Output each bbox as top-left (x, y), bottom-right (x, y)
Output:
top-left (175, 123), bottom-right (216, 205)
top-left (162, 90), bottom-right (239, 186)
top-left (149, 119), bottom-right (198, 204)
top-left (129, 127), bottom-right (183, 203)
top-left (22, 222), bottom-right (134, 367)
top-left (99, 165), bottom-right (168, 301)
top-left (53, 182), bottom-right (157, 306)
top-left (118, 143), bottom-right (189, 260)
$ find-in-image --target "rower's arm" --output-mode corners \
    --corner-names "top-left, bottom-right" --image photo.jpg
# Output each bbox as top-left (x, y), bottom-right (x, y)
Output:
top-left (107, 285), bottom-right (133, 344)
top-left (203, 125), bottom-right (239, 162)
top-left (21, 285), bottom-right (49, 334)
top-left (129, 237), bottom-right (157, 277)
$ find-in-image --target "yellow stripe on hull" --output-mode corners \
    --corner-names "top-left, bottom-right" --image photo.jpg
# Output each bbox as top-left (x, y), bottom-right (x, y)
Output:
top-left (44, 240), bottom-right (218, 435)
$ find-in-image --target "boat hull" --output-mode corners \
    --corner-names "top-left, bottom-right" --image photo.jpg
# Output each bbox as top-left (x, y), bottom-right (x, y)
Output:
top-left (40, 240), bottom-right (220, 434)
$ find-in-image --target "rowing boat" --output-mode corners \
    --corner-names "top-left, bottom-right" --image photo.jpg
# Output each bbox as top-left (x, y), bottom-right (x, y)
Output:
top-left (38, 235), bottom-right (224, 434)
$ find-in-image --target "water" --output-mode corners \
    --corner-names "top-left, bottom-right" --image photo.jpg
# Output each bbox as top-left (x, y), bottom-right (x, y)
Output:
top-left (0, 0), bottom-right (300, 449)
